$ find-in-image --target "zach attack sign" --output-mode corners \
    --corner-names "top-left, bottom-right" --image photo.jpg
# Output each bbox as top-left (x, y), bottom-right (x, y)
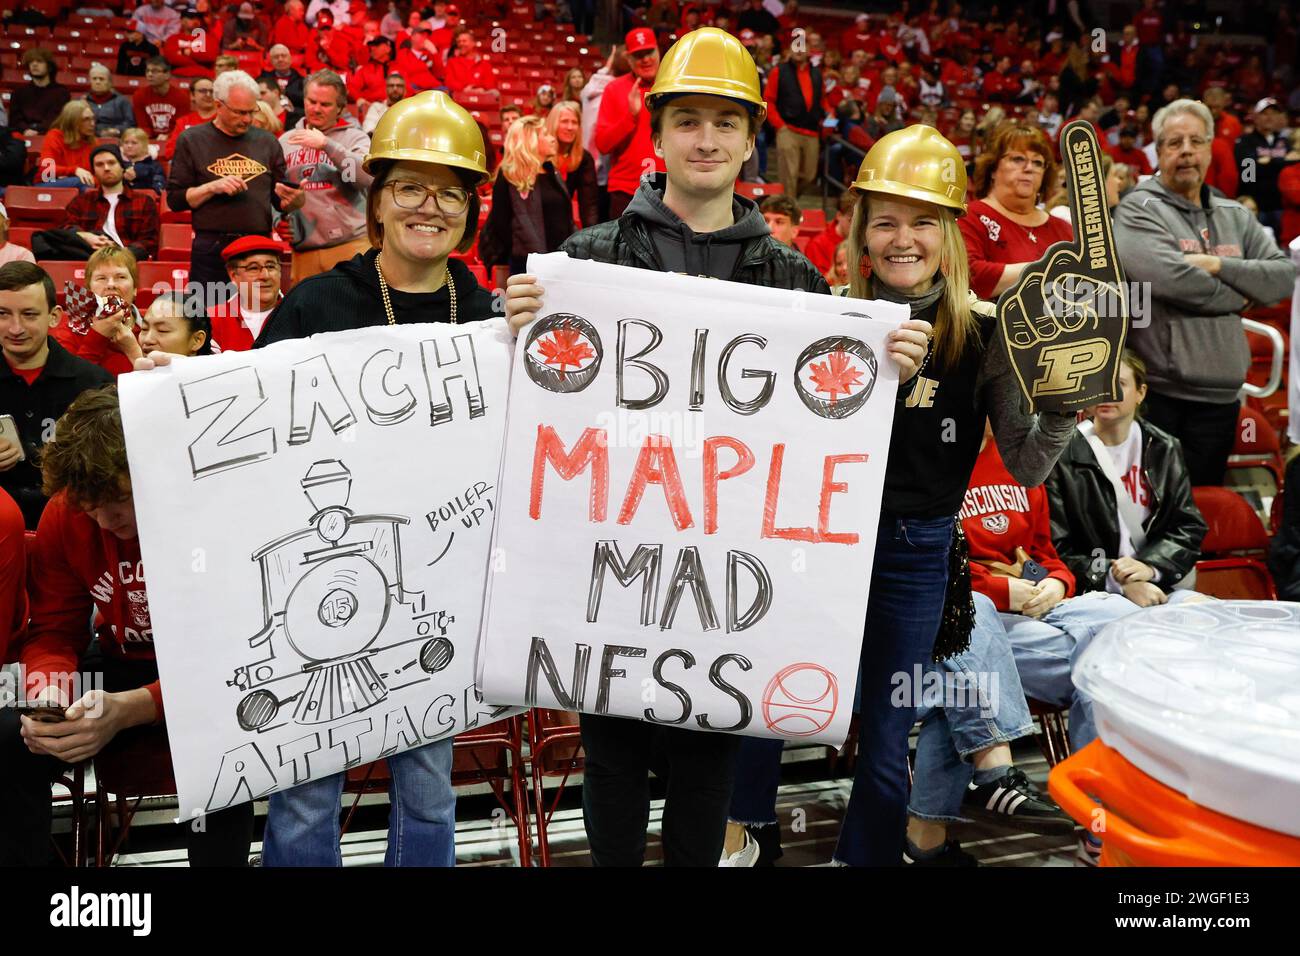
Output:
top-left (119, 322), bottom-right (515, 819)
top-left (476, 255), bottom-right (906, 746)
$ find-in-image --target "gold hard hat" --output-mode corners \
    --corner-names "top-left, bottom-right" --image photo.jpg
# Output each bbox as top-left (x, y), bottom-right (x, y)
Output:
top-left (364, 90), bottom-right (489, 182)
top-left (646, 27), bottom-right (766, 123)
top-left (851, 125), bottom-right (967, 215)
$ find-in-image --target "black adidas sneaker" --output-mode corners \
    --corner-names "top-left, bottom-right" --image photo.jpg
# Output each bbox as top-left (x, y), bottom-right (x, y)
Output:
top-left (903, 839), bottom-right (980, 866)
top-left (962, 766), bottom-right (1075, 834)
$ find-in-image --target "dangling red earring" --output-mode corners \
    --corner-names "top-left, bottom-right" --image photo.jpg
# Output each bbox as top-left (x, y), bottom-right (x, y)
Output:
top-left (858, 253), bottom-right (872, 279)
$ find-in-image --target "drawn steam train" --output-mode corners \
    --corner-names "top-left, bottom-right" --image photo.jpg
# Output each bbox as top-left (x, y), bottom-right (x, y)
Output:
top-left (229, 459), bottom-right (455, 732)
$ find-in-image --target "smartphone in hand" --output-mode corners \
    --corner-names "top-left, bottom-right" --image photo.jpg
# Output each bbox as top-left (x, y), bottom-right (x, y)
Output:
top-left (14, 700), bottom-right (67, 723)
top-left (1021, 558), bottom-right (1049, 584)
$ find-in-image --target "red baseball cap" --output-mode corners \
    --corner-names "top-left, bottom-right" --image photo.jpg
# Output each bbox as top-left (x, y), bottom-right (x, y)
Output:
top-left (625, 27), bottom-right (657, 54)
top-left (221, 235), bottom-right (287, 261)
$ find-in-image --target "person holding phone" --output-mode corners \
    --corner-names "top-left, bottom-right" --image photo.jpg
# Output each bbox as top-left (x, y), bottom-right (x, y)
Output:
top-left (902, 419), bottom-right (1146, 866)
top-left (1, 386), bottom-right (255, 866)
top-left (0, 263), bottom-right (113, 530)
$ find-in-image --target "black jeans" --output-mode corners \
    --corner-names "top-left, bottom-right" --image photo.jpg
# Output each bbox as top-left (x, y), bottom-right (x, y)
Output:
top-left (188, 232), bottom-right (241, 311)
top-left (1141, 391), bottom-right (1240, 487)
top-left (0, 651), bottom-right (254, 866)
top-left (580, 714), bottom-right (741, 866)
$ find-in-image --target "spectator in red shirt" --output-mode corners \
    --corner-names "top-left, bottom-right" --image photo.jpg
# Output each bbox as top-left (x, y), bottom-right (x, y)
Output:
top-left (0, 488), bottom-right (24, 668)
top-left (208, 235), bottom-right (285, 352)
top-left (351, 36), bottom-right (395, 111)
top-left (1132, 0), bottom-right (1164, 96)
top-left (38, 101), bottom-right (99, 188)
top-left (443, 29), bottom-right (498, 95)
top-left (840, 12), bottom-right (876, 57)
top-left (961, 123), bottom-right (1074, 299)
top-left (759, 194), bottom-right (802, 248)
top-left (939, 48), bottom-right (978, 99)
top-left (163, 77), bottom-right (218, 161)
top-left (57, 246), bottom-right (147, 376)
top-left (3, 385), bottom-right (255, 866)
top-left (1108, 126), bottom-right (1153, 176)
top-left (395, 24), bottom-right (445, 92)
top-left (803, 190), bottom-right (855, 275)
top-left (1206, 132), bottom-right (1240, 198)
top-left (273, 0), bottom-right (312, 55)
top-left (595, 28), bottom-right (664, 219)
top-left (132, 57), bottom-right (193, 141)
top-left (982, 56), bottom-right (1019, 102)
top-left (1203, 86), bottom-right (1243, 143)
top-left (764, 43), bottom-right (829, 199)
top-left (164, 8), bottom-right (219, 77)
top-left (306, 9), bottom-right (355, 73)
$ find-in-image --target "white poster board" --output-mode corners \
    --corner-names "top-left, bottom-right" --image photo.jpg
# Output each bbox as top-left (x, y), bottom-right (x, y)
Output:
top-left (476, 254), bottom-right (906, 746)
top-left (119, 321), bottom-right (514, 820)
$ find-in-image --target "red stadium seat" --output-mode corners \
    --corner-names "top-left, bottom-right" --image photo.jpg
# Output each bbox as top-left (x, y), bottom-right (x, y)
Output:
top-left (159, 192), bottom-right (192, 224)
top-left (1193, 486), bottom-right (1269, 558)
top-left (5, 185), bottom-right (77, 227)
top-left (1227, 404), bottom-right (1284, 494)
top-left (1190, 485), bottom-right (1274, 600)
top-left (157, 223), bottom-right (194, 261)
top-left (5, 226), bottom-right (37, 250)
top-left (39, 261), bottom-right (88, 300)
top-left (735, 181), bottom-right (784, 200)
top-left (92, 721), bottom-right (179, 866)
top-left (137, 262), bottom-right (191, 308)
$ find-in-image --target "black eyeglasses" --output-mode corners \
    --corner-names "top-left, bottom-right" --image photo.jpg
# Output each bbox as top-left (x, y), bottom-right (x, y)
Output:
top-left (386, 180), bottom-right (470, 215)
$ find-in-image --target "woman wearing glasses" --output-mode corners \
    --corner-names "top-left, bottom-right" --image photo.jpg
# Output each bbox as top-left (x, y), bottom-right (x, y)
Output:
top-left (250, 92), bottom-right (498, 866)
top-left (958, 123), bottom-right (1074, 299)
top-left (256, 90), bottom-right (500, 347)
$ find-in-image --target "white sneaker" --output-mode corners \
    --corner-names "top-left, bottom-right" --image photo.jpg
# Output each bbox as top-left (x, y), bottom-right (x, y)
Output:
top-left (718, 831), bottom-right (760, 867)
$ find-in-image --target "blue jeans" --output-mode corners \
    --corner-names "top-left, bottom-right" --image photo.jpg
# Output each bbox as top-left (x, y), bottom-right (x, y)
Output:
top-left (728, 736), bottom-right (785, 826)
top-left (908, 597), bottom-right (1037, 822)
top-left (833, 512), bottom-right (954, 866)
top-left (995, 589), bottom-right (1148, 756)
top-left (262, 738), bottom-right (456, 867)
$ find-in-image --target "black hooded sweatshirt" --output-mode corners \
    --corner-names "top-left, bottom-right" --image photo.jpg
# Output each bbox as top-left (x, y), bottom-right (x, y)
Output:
top-left (256, 249), bottom-right (501, 346)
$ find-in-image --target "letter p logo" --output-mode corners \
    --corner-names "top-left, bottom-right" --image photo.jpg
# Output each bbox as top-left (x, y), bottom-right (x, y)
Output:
top-left (1032, 338), bottom-right (1110, 396)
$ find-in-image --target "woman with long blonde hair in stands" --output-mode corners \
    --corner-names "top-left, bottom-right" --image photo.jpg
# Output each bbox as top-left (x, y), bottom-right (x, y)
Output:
top-left (39, 100), bottom-right (99, 188)
top-left (478, 115), bottom-right (575, 275)
top-left (825, 125), bottom-right (1078, 866)
top-left (546, 100), bottom-right (598, 226)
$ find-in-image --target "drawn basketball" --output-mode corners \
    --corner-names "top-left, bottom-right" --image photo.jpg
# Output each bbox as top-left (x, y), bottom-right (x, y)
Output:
top-left (523, 313), bottom-right (603, 393)
top-left (762, 663), bottom-right (839, 737)
top-left (793, 335), bottom-right (877, 420)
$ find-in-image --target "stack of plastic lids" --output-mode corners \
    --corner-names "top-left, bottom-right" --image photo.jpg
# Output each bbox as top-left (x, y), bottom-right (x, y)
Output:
top-left (1073, 600), bottom-right (1300, 837)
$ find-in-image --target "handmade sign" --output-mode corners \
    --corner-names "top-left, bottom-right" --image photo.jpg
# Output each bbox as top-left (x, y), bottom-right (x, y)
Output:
top-left (119, 321), bottom-right (514, 820)
top-left (476, 254), bottom-right (906, 747)
top-left (999, 119), bottom-right (1130, 412)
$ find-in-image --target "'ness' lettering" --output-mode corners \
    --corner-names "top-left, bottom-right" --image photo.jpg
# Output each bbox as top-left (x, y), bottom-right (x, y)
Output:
top-left (49, 887), bottom-right (152, 937)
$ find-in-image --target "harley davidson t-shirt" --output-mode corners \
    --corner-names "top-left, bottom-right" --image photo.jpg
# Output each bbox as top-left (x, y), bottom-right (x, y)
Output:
top-left (166, 122), bottom-right (290, 235)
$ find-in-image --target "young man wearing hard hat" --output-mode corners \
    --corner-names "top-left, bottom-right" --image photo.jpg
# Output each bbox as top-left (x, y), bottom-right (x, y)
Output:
top-left (505, 28), bottom-right (931, 868)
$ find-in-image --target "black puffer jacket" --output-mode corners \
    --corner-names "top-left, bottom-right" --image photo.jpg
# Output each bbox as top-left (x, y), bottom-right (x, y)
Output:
top-left (560, 174), bottom-right (830, 293)
top-left (1044, 419), bottom-right (1207, 593)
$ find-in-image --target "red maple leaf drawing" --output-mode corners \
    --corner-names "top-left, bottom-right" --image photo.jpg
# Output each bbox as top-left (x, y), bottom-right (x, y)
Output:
top-left (808, 350), bottom-right (864, 406)
top-left (537, 326), bottom-right (595, 379)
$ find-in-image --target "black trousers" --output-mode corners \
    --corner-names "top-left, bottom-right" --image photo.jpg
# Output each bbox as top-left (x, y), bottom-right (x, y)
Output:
top-left (0, 651), bottom-right (254, 866)
top-left (579, 713), bottom-right (741, 867)
top-left (188, 232), bottom-right (242, 311)
top-left (1141, 391), bottom-right (1240, 487)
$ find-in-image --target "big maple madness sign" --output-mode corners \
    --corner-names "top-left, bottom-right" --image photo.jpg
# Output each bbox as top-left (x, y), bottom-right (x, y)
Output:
top-left (477, 255), bottom-right (905, 747)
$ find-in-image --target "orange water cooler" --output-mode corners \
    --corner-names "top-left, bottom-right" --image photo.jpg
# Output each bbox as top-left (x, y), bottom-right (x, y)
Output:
top-left (1047, 600), bottom-right (1300, 867)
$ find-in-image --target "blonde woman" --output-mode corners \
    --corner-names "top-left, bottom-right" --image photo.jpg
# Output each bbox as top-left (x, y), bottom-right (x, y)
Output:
top-left (561, 66), bottom-right (585, 103)
top-left (252, 99), bottom-right (283, 135)
top-left (39, 100), bottom-right (99, 187)
top-left (830, 126), bottom-right (1077, 867)
top-left (478, 114), bottom-right (572, 274)
top-left (546, 100), bottom-right (598, 226)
